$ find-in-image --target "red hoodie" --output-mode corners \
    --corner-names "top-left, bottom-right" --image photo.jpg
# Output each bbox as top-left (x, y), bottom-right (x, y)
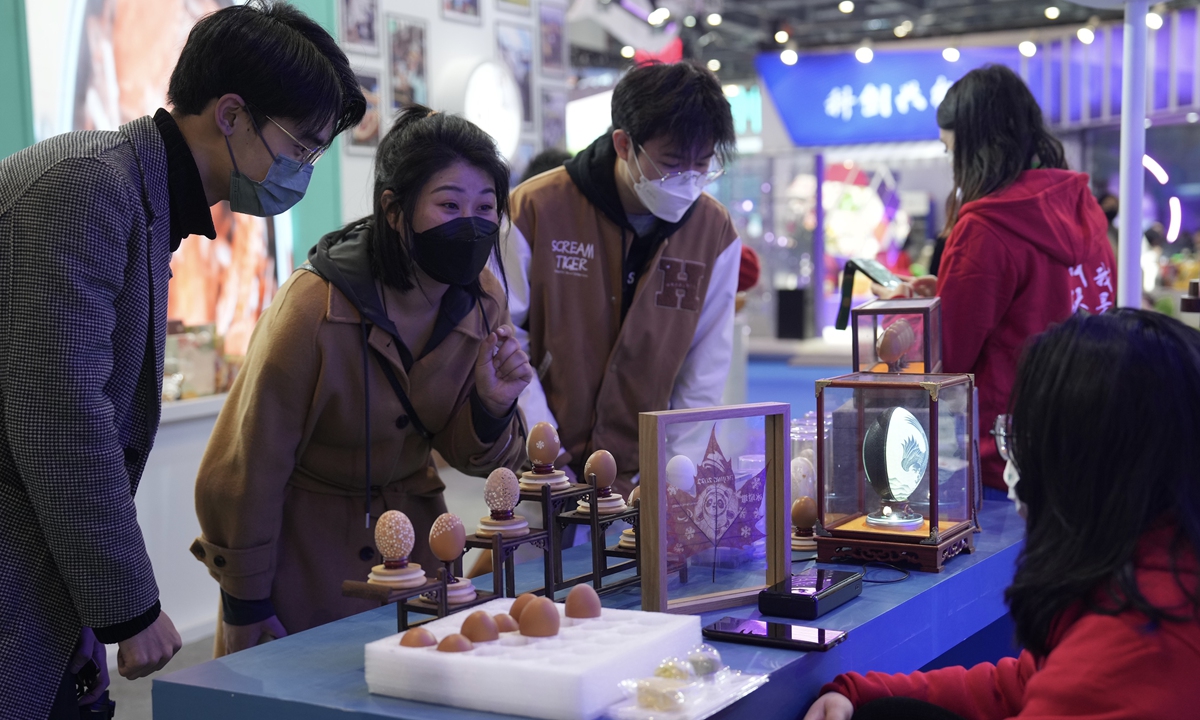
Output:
top-left (937, 170), bottom-right (1116, 490)
top-left (822, 524), bottom-right (1200, 719)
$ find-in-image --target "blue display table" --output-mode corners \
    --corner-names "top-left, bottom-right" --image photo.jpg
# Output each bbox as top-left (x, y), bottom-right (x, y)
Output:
top-left (153, 501), bottom-right (1023, 720)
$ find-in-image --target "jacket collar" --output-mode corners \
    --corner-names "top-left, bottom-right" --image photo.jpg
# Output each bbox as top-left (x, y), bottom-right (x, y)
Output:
top-left (119, 115), bottom-right (172, 247)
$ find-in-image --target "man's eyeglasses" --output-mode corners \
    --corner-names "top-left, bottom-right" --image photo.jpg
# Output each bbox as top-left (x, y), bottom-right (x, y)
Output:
top-left (246, 105), bottom-right (328, 166)
top-left (991, 414), bottom-right (1015, 467)
top-left (637, 145), bottom-right (725, 187)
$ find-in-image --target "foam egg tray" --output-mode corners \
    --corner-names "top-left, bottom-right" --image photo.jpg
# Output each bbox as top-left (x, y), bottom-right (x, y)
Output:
top-left (365, 598), bottom-right (703, 720)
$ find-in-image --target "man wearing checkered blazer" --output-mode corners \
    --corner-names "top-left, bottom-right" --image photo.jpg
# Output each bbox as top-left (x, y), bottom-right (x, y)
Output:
top-left (0, 3), bottom-right (363, 717)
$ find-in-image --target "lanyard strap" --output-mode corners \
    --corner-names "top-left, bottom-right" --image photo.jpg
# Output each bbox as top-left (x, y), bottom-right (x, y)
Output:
top-left (371, 348), bottom-right (433, 441)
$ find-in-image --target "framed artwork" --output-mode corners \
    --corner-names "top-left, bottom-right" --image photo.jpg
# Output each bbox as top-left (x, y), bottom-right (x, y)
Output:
top-left (498, 0), bottom-right (532, 14)
top-left (541, 89), bottom-right (566, 151)
top-left (441, 0), bottom-right (482, 24)
top-left (387, 15), bottom-right (428, 110)
top-left (496, 22), bottom-right (534, 128)
top-left (340, 0), bottom-right (378, 55)
top-left (348, 70), bottom-right (382, 153)
top-left (539, 2), bottom-right (567, 74)
top-left (638, 403), bottom-right (791, 613)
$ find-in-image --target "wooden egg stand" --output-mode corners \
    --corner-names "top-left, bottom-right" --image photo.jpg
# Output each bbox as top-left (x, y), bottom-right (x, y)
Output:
top-left (463, 468), bottom-right (554, 599)
top-left (554, 449), bottom-right (641, 595)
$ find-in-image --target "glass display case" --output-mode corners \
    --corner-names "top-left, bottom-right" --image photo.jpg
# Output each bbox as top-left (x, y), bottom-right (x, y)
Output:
top-left (852, 297), bottom-right (942, 374)
top-left (814, 373), bottom-right (978, 572)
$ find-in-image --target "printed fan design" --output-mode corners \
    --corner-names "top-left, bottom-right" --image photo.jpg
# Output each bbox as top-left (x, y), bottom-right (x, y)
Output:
top-left (665, 426), bottom-right (767, 581)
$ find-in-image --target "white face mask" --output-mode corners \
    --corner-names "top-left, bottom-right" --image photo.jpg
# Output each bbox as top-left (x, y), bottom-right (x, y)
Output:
top-left (626, 147), bottom-right (709, 223)
top-left (1003, 459), bottom-right (1027, 519)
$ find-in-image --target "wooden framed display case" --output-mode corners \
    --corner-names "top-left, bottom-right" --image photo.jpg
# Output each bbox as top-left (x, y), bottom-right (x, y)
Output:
top-left (638, 403), bottom-right (791, 613)
top-left (852, 297), bottom-right (943, 374)
top-left (815, 373), bottom-right (978, 572)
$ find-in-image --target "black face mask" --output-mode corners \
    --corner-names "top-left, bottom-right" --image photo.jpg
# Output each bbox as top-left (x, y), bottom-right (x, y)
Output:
top-left (411, 216), bottom-right (499, 286)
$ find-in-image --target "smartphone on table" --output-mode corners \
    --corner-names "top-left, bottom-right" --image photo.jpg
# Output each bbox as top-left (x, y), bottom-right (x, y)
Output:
top-left (702, 616), bottom-right (848, 652)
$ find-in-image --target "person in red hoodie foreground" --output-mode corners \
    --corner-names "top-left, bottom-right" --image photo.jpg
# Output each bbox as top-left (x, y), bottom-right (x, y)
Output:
top-left (804, 309), bottom-right (1200, 720)
top-left (886, 65), bottom-right (1116, 492)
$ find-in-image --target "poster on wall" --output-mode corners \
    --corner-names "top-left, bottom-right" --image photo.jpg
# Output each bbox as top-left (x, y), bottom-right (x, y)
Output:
top-left (539, 3), bottom-right (566, 74)
top-left (340, 0), bottom-right (378, 55)
top-left (388, 15), bottom-right (427, 111)
top-left (496, 23), bottom-right (534, 128)
top-left (441, 0), bottom-right (481, 24)
top-left (349, 70), bottom-right (382, 152)
top-left (498, 0), bottom-right (531, 14)
top-left (541, 89), bottom-right (566, 150)
top-left (24, 0), bottom-right (284, 360)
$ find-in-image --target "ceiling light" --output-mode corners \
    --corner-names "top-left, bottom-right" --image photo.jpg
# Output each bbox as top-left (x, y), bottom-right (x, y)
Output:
top-left (1077, 27), bottom-right (1095, 44)
top-left (780, 48), bottom-right (798, 65)
top-left (648, 7), bottom-right (670, 25)
top-left (620, 45), bottom-right (636, 58)
top-left (1146, 12), bottom-right (1163, 30)
top-left (839, 1), bottom-right (854, 13)
top-left (707, 58), bottom-right (722, 72)
top-left (684, 15), bottom-right (696, 27)
top-left (706, 12), bottom-right (722, 26)
top-left (855, 46), bottom-right (874, 63)
top-left (723, 84), bottom-right (741, 97)
top-left (1188, 112), bottom-right (1199, 123)
top-left (775, 30), bottom-right (789, 43)
top-left (1044, 6), bottom-right (1060, 20)
top-left (894, 25), bottom-right (909, 37)
top-left (942, 47), bottom-right (960, 62)
top-left (1019, 41), bottom-right (1038, 58)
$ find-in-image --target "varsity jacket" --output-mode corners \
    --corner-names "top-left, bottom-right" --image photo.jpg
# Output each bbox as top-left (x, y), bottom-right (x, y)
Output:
top-left (504, 134), bottom-right (740, 493)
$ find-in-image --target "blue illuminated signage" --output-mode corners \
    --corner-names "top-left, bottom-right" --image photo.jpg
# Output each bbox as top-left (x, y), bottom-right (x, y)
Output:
top-left (756, 47), bottom-right (1024, 146)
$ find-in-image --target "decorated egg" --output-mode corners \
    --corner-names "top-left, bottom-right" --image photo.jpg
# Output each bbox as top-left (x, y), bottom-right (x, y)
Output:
top-left (790, 455), bottom-right (816, 500)
top-left (877, 319), bottom-right (916, 365)
top-left (437, 633), bottom-right (474, 653)
top-left (791, 497), bottom-right (818, 529)
top-left (429, 513), bottom-right (467, 563)
top-left (564, 584), bottom-right (602, 619)
top-left (518, 597), bottom-right (561, 637)
top-left (628, 486), bottom-right (641, 506)
top-left (461, 611), bottom-right (500, 643)
top-left (399, 627), bottom-right (437, 647)
top-left (863, 407), bottom-right (929, 502)
top-left (375, 510), bottom-right (414, 562)
top-left (508, 593), bottom-right (537, 622)
top-left (493, 613), bottom-right (519, 633)
top-left (665, 455), bottom-right (696, 490)
top-left (527, 422), bottom-right (561, 466)
top-left (484, 468), bottom-right (520, 514)
top-left (584, 450), bottom-right (617, 490)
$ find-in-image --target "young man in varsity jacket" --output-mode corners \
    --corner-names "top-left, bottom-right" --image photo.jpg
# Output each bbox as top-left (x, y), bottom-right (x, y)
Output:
top-left (0, 4), bottom-right (363, 718)
top-left (504, 61), bottom-right (739, 497)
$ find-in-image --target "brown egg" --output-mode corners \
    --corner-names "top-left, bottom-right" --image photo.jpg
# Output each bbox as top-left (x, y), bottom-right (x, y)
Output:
top-left (519, 597), bottom-right (561, 637)
top-left (877, 319), bottom-right (916, 365)
top-left (792, 497), bottom-right (818, 529)
top-left (429, 513), bottom-right (466, 563)
top-left (461, 611), bottom-right (500, 643)
top-left (375, 510), bottom-right (415, 562)
top-left (527, 422), bottom-right (561, 466)
top-left (628, 486), bottom-right (642, 507)
top-left (565, 584), bottom-right (602, 619)
top-left (493, 613), bottom-right (519, 633)
top-left (484, 468), bottom-right (520, 514)
top-left (584, 450), bottom-right (618, 490)
top-left (399, 627), bottom-right (437, 648)
top-left (437, 633), bottom-right (474, 653)
top-left (508, 593), bottom-right (538, 622)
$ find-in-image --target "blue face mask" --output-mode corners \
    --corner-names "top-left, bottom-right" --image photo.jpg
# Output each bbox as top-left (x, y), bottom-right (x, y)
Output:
top-left (225, 125), bottom-right (312, 217)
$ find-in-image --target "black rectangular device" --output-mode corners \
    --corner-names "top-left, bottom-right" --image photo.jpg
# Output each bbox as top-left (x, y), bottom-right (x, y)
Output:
top-left (702, 617), bottom-right (848, 652)
top-left (835, 258), bottom-right (904, 329)
top-left (757, 569), bottom-right (863, 620)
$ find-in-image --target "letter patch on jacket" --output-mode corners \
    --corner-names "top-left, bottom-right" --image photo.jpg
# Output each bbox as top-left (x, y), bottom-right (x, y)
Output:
top-left (552, 239), bottom-right (595, 277)
top-left (655, 257), bottom-right (705, 312)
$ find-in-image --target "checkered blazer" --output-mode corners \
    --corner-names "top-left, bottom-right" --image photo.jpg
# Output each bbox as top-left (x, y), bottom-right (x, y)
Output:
top-left (0, 115), bottom-right (172, 719)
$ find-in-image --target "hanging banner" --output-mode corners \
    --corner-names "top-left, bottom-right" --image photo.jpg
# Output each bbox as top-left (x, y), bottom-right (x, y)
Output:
top-left (756, 47), bottom-right (1023, 146)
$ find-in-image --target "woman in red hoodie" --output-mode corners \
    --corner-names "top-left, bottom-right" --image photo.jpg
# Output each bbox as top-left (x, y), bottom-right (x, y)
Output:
top-left (804, 309), bottom-right (1200, 720)
top-left (892, 65), bottom-right (1116, 491)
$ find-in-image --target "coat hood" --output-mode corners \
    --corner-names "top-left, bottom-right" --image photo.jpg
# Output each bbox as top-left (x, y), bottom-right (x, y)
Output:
top-left (958, 169), bottom-right (1107, 268)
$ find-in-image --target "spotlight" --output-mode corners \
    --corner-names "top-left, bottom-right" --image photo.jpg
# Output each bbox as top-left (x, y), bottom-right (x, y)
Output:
top-left (1146, 12), bottom-right (1163, 30)
top-left (620, 45), bottom-right (636, 58)
top-left (775, 30), bottom-right (789, 43)
top-left (684, 15), bottom-right (696, 27)
top-left (707, 58), bottom-right (722, 72)
top-left (1077, 27), bottom-right (1095, 44)
top-left (839, 1), bottom-right (854, 12)
top-left (894, 20), bottom-right (913, 38)
top-left (855, 45), bottom-right (874, 63)
top-left (1044, 6), bottom-right (1060, 20)
top-left (1188, 112), bottom-right (1199, 123)
top-left (1019, 41), bottom-right (1037, 58)
top-left (722, 84), bottom-right (741, 97)
top-left (780, 48), bottom-right (798, 65)
top-left (648, 7), bottom-right (670, 25)
top-left (706, 12), bottom-right (722, 26)
top-left (942, 47), bottom-right (960, 62)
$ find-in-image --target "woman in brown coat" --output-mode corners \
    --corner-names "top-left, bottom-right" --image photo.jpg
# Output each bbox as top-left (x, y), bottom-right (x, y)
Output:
top-left (191, 107), bottom-right (533, 656)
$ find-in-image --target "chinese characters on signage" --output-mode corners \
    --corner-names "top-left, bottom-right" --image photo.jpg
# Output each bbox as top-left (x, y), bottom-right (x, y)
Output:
top-left (824, 76), bottom-right (953, 122)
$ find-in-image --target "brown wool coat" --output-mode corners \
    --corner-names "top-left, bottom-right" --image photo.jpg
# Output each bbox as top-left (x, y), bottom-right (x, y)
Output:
top-left (190, 269), bottom-right (525, 655)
